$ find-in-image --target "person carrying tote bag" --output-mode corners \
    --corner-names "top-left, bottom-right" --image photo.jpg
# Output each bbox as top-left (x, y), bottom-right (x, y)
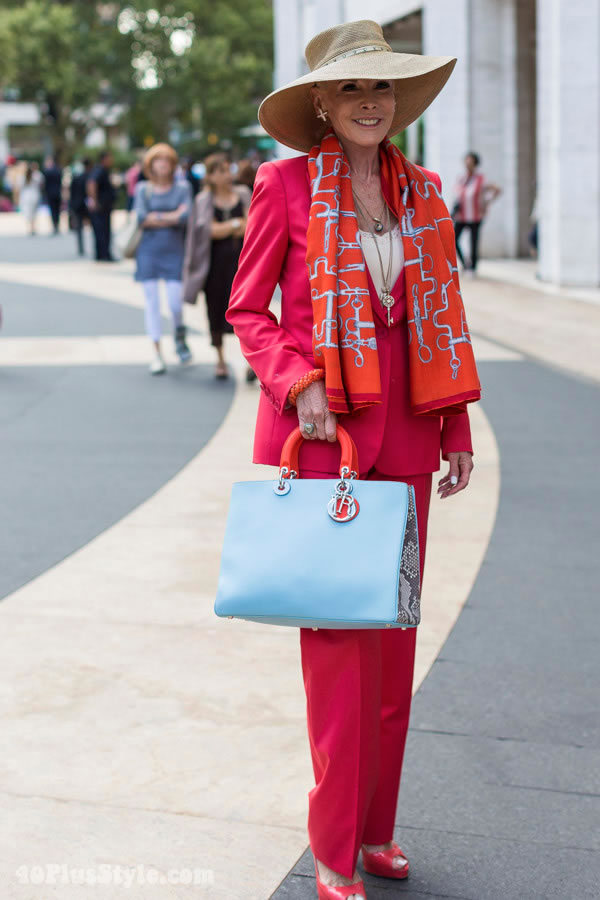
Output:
top-left (134, 143), bottom-right (193, 376)
top-left (224, 20), bottom-right (481, 899)
top-left (182, 157), bottom-right (251, 378)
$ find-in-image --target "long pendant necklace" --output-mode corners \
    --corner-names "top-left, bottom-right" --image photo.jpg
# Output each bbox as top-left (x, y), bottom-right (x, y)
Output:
top-left (372, 215), bottom-right (395, 326)
top-left (354, 192), bottom-right (396, 325)
top-left (351, 187), bottom-right (386, 233)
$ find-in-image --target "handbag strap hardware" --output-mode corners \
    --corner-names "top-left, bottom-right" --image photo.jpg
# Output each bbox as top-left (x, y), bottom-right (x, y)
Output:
top-left (328, 471), bottom-right (360, 523)
top-left (274, 466), bottom-right (297, 495)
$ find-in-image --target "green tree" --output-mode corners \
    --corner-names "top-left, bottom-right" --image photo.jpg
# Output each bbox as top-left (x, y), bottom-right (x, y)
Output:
top-left (117, 0), bottom-right (273, 150)
top-left (0, 1), bottom-right (134, 157)
top-left (0, 1), bottom-right (274, 157)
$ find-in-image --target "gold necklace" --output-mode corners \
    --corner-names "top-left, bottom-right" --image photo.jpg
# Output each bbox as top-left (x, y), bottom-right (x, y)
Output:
top-left (356, 199), bottom-right (396, 326)
top-left (351, 187), bottom-right (386, 233)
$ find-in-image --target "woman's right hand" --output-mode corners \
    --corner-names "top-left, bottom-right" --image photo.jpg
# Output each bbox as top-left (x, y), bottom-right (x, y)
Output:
top-left (296, 380), bottom-right (337, 442)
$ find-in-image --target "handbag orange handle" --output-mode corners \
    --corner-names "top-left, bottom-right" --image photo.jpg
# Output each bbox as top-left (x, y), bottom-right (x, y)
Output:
top-left (279, 425), bottom-right (359, 479)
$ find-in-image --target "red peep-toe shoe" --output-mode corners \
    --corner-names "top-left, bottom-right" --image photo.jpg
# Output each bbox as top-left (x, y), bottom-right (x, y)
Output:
top-left (314, 859), bottom-right (366, 899)
top-left (361, 842), bottom-right (409, 879)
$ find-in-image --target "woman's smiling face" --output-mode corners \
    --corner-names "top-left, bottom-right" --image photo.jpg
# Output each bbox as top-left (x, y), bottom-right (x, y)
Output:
top-left (311, 79), bottom-right (396, 149)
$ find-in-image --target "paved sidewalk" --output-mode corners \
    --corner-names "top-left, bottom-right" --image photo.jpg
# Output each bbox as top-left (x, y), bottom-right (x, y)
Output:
top-left (477, 257), bottom-right (600, 308)
top-left (274, 354), bottom-right (600, 900)
top-left (272, 274), bottom-right (600, 899)
top-left (0, 278), bottom-right (233, 600)
top-left (1, 228), bottom-right (598, 899)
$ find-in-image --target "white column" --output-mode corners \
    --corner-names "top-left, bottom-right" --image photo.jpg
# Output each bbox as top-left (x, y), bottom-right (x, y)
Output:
top-left (273, 0), bottom-right (305, 90)
top-left (466, 0), bottom-right (514, 257)
top-left (421, 0), bottom-right (471, 205)
top-left (272, 0), bottom-right (347, 158)
top-left (0, 123), bottom-right (9, 162)
top-left (273, 0), bottom-right (305, 158)
top-left (405, 120), bottom-right (419, 162)
top-left (537, 0), bottom-right (600, 286)
top-left (423, 0), bottom-right (522, 258)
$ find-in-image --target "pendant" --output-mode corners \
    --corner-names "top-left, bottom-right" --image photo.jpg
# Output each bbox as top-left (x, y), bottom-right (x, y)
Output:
top-left (381, 291), bottom-right (395, 326)
top-left (373, 218), bottom-right (383, 233)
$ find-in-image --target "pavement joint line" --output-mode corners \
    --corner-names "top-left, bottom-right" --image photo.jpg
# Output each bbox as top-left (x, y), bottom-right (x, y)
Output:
top-left (490, 783), bottom-right (600, 799)
top-left (0, 609), bottom-right (234, 629)
top-left (0, 787), bottom-right (307, 832)
top-left (409, 728), bottom-right (589, 749)
top-left (391, 823), bottom-right (600, 853)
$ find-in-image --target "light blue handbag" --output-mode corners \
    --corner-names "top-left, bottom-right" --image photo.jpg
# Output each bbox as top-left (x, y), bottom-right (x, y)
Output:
top-left (214, 426), bottom-right (421, 629)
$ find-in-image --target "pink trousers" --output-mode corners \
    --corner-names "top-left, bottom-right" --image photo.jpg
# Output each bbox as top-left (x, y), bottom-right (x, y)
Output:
top-left (299, 469), bottom-right (432, 879)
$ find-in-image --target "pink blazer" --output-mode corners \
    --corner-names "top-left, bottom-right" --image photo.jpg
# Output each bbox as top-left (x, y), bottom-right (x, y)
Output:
top-left (226, 155), bottom-right (473, 476)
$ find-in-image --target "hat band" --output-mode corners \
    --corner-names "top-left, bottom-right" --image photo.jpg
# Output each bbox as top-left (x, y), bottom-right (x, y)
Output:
top-left (317, 45), bottom-right (391, 69)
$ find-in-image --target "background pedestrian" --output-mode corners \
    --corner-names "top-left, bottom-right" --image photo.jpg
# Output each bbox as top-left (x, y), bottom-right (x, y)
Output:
top-left (452, 152), bottom-right (501, 276)
top-left (134, 142), bottom-right (193, 375)
top-left (4, 156), bottom-right (26, 209)
top-left (179, 156), bottom-right (201, 197)
top-left (69, 158), bottom-right (92, 256)
top-left (42, 156), bottom-right (63, 235)
top-left (235, 158), bottom-right (258, 193)
top-left (125, 158), bottom-right (142, 216)
top-left (87, 151), bottom-right (116, 262)
top-left (18, 162), bottom-right (43, 236)
top-left (183, 154), bottom-right (250, 379)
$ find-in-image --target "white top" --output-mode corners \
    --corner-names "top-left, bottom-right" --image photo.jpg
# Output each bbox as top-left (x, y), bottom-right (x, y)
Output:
top-left (454, 173), bottom-right (487, 222)
top-left (359, 225), bottom-right (404, 298)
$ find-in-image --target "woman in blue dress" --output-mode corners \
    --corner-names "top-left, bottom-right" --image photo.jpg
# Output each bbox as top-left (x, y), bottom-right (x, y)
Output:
top-left (134, 143), bottom-right (193, 375)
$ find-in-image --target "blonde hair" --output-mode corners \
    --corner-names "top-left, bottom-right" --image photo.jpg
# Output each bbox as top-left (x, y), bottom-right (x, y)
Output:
top-left (142, 143), bottom-right (178, 180)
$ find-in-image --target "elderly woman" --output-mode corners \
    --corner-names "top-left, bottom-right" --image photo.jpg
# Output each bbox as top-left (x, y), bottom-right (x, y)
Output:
top-left (226, 21), bottom-right (481, 900)
top-left (134, 143), bottom-right (193, 375)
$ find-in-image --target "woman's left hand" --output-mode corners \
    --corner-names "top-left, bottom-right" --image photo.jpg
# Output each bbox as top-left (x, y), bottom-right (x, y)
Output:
top-left (437, 451), bottom-right (473, 499)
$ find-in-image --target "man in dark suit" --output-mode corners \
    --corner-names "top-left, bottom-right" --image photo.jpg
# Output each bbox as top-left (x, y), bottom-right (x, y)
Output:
top-left (69, 158), bottom-right (93, 256)
top-left (87, 151), bottom-right (116, 261)
top-left (42, 156), bottom-right (63, 234)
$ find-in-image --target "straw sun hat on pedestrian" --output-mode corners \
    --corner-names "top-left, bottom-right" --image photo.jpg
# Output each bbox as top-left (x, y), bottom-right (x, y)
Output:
top-left (259, 20), bottom-right (456, 153)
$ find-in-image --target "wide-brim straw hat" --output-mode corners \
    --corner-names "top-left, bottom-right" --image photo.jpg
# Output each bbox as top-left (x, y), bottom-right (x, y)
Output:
top-left (259, 20), bottom-right (456, 153)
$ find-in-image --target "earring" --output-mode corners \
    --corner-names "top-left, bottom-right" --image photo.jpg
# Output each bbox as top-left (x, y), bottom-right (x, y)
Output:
top-left (316, 106), bottom-right (328, 122)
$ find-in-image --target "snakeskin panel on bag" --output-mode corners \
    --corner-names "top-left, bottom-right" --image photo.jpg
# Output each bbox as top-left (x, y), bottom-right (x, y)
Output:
top-left (397, 487), bottom-right (421, 625)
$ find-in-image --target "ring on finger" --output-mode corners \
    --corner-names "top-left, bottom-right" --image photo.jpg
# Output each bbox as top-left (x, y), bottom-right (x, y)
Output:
top-left (303, 422), bottom-right (316, 435)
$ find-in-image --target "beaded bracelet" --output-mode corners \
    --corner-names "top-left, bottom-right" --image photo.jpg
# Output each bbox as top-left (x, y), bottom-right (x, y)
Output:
top-left (288, 368), bottom-right (325, 406)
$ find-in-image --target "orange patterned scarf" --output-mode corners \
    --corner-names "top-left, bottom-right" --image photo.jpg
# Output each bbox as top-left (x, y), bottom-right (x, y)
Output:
top-left (306, 131), bottom-right (481, 416)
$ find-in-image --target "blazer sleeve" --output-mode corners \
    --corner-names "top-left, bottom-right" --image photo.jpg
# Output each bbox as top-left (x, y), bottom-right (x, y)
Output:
top-left (441, 412), bottom-right (473, 459)
top-left (226, 162), bottom-right (314, 415)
